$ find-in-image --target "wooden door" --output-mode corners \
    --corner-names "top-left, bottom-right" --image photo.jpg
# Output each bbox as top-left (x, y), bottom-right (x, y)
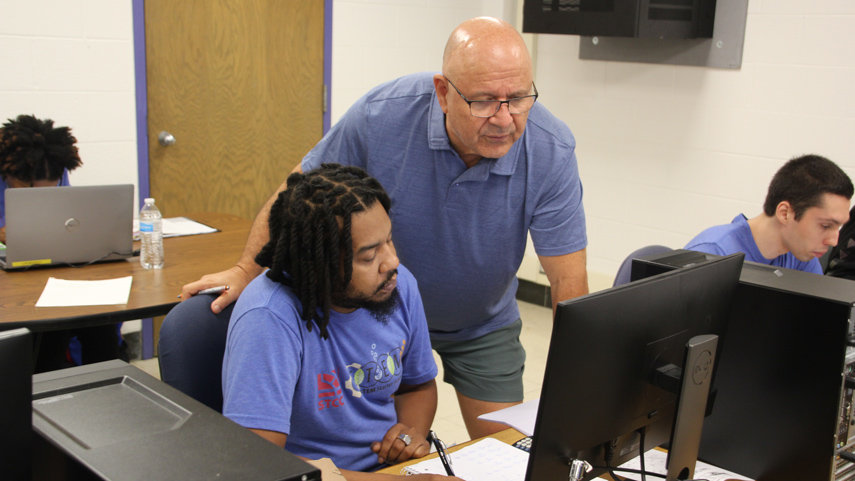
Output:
top-left (144, 0), bottom-right (324, 220)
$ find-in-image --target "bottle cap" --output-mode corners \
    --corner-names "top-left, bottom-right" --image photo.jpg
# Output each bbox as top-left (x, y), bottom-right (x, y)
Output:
top-left (144, 198), bottom-right (155, 203)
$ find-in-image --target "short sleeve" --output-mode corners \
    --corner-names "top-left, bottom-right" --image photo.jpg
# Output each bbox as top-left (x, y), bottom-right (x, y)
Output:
top-left (222, 307), bottom-right (303, 436)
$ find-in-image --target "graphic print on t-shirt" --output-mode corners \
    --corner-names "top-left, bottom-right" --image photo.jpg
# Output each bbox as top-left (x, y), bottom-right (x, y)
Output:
top-left (343, 340), bottom-right (407, 398)
top-left (317, 369), bottom-right (344, 410)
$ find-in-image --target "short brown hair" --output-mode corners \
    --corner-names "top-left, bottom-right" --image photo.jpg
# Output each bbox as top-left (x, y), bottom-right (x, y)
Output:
top-left (763, 154), bottom-right (853, 220)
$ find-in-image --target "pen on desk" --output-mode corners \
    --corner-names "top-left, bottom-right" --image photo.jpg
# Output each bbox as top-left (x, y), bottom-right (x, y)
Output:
top-left (177, 285), bottom-right (229, 299)
top-left (429, 430), bottom-right (454, 476)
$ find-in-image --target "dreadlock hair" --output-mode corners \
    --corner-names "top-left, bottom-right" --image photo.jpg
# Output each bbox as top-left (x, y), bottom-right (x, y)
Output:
top-left (255, 163), bottom-right (392, 340)
top-left (0, 114), bottom-right (82, 184)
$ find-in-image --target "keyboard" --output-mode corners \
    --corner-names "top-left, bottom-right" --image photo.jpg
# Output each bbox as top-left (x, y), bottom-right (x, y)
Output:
top-left (512, 436), bottom-right (532, 452)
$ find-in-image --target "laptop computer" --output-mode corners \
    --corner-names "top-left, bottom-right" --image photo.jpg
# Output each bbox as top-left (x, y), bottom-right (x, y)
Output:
top-left (1, 184), bottom-right (134, 270)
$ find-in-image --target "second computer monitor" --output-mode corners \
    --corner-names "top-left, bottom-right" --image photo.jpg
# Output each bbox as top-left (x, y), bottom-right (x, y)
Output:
top-left (525, 253), bottom-right (743, 481)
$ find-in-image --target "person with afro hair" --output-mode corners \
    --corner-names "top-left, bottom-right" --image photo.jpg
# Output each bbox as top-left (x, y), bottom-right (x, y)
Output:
top-left (0, 114), bottom-right (126, 372)
top-left (0, 114), bottom-right (82, 244)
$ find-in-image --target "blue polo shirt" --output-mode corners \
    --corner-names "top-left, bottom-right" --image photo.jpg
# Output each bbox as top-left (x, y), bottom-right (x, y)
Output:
top-left (303, 72), bottom-right (587, 341)
top-left (0, 170), bottom-right (71, 228)
top-left (685, 214), bottom-right (822, 274)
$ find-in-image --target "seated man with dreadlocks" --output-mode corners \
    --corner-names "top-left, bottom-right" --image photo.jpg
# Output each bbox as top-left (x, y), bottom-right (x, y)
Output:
top-left (222, 164), bottom-right (456, 480)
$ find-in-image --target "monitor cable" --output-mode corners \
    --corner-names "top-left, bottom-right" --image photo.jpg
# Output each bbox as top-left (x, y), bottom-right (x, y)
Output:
top-left (839, 450), bottom-right (855, 464)
top-left (600, 428), bottom-right (651, 481)
top-left (60, 249), bottom-right (138, 268)
top-left (602, 438), bottom-right (642, 481)
top-left (638, 427), bottom-right (647, 481)
top-left (598, 427), bottom-right (710, 481)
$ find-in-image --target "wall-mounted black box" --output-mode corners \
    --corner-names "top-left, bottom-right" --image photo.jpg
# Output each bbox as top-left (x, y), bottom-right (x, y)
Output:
top-left (523, 0), bottom-right (717, 39)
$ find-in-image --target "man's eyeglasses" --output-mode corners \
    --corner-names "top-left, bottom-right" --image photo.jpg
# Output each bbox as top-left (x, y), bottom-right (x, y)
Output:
top-left (445, 77), bottom-right (538, 118)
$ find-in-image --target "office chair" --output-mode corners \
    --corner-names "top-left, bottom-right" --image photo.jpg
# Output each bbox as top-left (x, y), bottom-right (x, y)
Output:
top-left (613, 245), bottom-right (673, 286)
top-left (158, 294), bottom-right (234, 413)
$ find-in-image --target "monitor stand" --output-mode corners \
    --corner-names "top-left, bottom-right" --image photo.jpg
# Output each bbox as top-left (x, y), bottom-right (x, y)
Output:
top-left (564, 334), bottom-right (719, 481)
top-left (666, 334), bottom-right (718, 481)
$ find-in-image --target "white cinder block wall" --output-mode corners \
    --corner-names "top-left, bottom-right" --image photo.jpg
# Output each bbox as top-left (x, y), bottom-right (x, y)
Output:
top-left (0, 1), bottom-right (139, 207)
top-left (4, 1), bottom-right (853, 293)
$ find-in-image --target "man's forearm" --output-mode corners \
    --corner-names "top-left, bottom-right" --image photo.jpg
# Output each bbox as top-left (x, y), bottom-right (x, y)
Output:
top-left (539, 248), bottom-right (589, 313)
top-left (549, 273), bottom-right (589, 313)
top-left (394, 380), bottom-right (438, 437)
top-left (234, 197), bottom-right (275, 277)
top-left (235, 166), bottom-right (301, 275)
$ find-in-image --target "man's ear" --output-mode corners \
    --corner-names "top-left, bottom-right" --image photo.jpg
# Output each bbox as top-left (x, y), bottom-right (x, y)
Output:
top-left (433, 74), bottom-right (449, 114)
top-left (775, 201), bottom-right (794, 224)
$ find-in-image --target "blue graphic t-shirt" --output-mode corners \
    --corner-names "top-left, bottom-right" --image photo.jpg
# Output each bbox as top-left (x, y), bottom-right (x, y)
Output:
top-left (222, 264), bottom-right (437, 472)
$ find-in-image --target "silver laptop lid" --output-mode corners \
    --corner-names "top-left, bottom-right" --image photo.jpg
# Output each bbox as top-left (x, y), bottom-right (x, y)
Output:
top-left (3, 184), bottom-right (134, 269)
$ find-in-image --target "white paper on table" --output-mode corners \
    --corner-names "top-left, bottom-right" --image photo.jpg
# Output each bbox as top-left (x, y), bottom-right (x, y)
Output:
top-left (476, 398), bottom-right (539, 436)
top-left (401, 437), bottom-right (529, 480)
top-left (161, 217), bottom-right (217, 236)
top-left (132, 217), bottom-right (217, 239)
top-left (35, 276), bottom-right (133, 307)
top-left (593, 449), bottom-right (752, 481)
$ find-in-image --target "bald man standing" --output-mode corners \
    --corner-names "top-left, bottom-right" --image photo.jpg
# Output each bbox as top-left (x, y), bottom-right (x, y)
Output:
top-left (180, 17), bottom-right (588, 439)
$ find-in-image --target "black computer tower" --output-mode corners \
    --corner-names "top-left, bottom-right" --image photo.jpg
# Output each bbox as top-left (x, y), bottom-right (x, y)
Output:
top-left (0, 328), bottom-right (32, 481)
top-left (633, 250), bottom-right (854, 481)
top-left (31, 360), bottom-right (321, 481)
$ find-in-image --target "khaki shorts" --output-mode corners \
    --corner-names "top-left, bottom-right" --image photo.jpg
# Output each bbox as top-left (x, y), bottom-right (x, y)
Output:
top-left (431, 319), bottom-right (526, 403)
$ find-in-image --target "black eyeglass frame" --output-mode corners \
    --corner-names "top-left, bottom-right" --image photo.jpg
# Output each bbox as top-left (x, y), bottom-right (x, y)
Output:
top-left (444, 76), bottom-right (539, 118)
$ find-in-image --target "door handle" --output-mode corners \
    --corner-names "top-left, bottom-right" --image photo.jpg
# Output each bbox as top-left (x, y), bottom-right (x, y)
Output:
top-left (158, 131), bottom-right (176, 146)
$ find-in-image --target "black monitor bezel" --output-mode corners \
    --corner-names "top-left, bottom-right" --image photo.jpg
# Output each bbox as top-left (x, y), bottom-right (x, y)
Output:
top-left (525, 253), bottom-right (743, 480)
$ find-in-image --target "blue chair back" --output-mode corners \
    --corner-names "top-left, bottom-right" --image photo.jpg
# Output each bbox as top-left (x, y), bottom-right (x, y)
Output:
top-left (158, 294), bottom-right (233, 412)
top-left (613, 245), bottom-right (673, 287)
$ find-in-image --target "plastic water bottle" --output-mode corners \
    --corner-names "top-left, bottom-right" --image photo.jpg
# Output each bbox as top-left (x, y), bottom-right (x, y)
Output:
top-left (139, 198), bottom-right (164, 269)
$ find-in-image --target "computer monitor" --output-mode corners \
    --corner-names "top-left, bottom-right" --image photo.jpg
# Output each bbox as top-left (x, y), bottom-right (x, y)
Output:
top-left (0, 328), bottom-right (32, 481)
top-left (525, 253), bottom-right (744, 481)
top-left (633, 249), bottom-right (855, 481)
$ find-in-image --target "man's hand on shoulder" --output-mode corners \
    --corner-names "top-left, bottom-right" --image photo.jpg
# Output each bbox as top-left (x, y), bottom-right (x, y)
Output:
top-left (371, 423), bottom-right (431, 465)
top-left (180, 264), bottom-right (258, 314)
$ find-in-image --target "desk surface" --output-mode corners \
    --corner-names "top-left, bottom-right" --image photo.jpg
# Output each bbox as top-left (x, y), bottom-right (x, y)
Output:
top-left (376, 428), bottom-right (748, 480)
top-left (0, 212), bottom-right (251, 332)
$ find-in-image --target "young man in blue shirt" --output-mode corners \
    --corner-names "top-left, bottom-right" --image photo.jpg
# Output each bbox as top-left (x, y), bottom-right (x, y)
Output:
top-left (685, 154), bottom-right (853, 273)
top-left (222, 164), bottom-right (457, 480)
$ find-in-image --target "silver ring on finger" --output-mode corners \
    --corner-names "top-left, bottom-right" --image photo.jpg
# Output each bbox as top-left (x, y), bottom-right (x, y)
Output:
top-left (397, 433), bottom-right (412, 446)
